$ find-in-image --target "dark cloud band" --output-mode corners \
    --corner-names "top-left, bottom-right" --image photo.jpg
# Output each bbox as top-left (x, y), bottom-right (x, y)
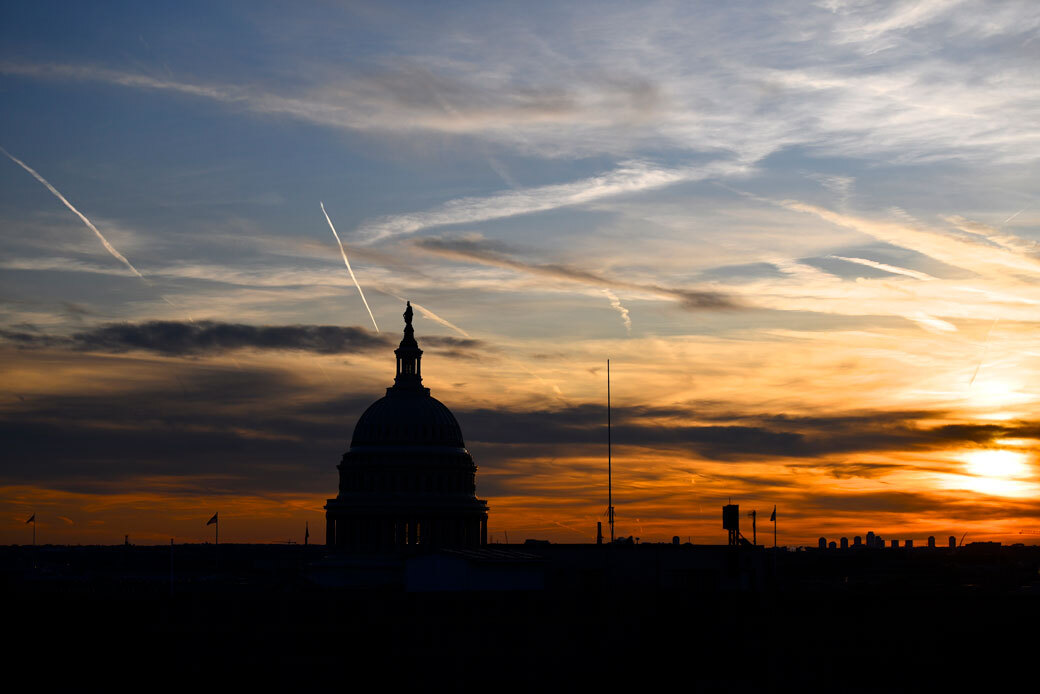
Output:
top-left (2, 321), bottom-right (394, 356)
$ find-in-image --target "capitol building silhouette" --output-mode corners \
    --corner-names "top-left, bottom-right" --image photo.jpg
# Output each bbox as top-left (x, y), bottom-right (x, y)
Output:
top-left (324, 302), bottom-right (489, 550)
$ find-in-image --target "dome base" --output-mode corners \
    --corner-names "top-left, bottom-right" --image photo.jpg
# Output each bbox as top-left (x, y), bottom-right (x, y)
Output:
top-left (325, 497), bottom-right (488, 551)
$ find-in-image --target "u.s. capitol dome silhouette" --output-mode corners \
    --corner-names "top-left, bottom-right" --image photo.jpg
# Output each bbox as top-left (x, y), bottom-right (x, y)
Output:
top-left (325, 302), bottom-right (488, 550)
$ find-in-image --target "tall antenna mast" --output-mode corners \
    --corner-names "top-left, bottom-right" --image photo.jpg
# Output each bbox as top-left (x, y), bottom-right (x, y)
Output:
top-left (607, 359), bottom-right (614, 543)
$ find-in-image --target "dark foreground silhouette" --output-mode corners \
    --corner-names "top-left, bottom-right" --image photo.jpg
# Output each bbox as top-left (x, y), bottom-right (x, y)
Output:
top-left (4, 542), bottom-right (1038, 690)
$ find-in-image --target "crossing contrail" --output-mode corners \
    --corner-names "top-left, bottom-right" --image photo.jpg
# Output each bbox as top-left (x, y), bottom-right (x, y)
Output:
top-left (969, 318), bottom-right (999, 387)
top-left (409, 300), bottom-right (470, 337)
top-left (1, 146), bottom-right (144, 279)
top-left (373, 286), bottom-right (565, 399)
top-left (320, 201), bottom-right (379, 332)
top-left (1002, 204), bottom-right (1030, 226)
top-left (376, 288), bottom-right (470, 338)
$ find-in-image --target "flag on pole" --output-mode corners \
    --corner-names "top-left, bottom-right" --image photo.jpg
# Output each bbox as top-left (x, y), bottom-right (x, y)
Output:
top-left (26, 513), bottom-right (35, 524)
top-left (206, 513), bottom-right (218, 526)
top-left (769, 505), bottom-right (776, 522)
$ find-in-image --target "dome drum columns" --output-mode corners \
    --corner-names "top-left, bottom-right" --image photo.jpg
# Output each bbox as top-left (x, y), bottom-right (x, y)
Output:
top-left (325, 512), bottom-right (488, 551)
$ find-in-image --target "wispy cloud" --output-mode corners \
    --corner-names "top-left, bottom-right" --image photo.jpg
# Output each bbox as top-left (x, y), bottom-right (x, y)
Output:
top-left (414, 235), bottom-right (741, 310)
top-left (0, 62), bottom-right (243, 104)
top-left (602, 289), bottom-right (632, 334)
top-left (4, 0), bottom-right (1037, 170)
top-left (781, 201), bottom-right (1040, 279)
top-left (356, 160), bottom-right (745, 243)
top-left (807, 174), bottom-right (855, 207)
top-left (942, 215), bottom-right (1038, 256)
top-left (906, 312), bottom-right (957, 334)
top-left (830, 0), bottom-right (969, 46)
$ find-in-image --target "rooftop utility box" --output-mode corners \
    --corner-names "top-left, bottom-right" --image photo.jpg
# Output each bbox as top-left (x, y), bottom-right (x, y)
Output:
top-left (722, 504), bottom-right (739, 530)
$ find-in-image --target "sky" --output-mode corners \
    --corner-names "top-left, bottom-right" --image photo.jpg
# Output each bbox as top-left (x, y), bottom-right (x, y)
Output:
top-left (2, 0), bottom-right (1039, 546)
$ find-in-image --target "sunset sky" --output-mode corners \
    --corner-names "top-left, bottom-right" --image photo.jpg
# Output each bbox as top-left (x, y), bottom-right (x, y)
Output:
top-left (2, 1), bottom-right (1039, 546)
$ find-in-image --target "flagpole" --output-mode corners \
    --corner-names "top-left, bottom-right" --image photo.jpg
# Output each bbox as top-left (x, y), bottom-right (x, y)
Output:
top-left (607, 359), bottom-right (614, 544)
top-left (30, 513), bottom-right (37, 570)
top-left (772, 505), bottom-right (778, 578)
top-left (206, 512), bottom-right (219, 572)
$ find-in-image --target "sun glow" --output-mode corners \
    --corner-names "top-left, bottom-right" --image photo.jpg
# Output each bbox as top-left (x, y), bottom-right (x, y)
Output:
top-left (967, 378), bottom-right (1029, 411)
top-left (963, 449), bottom-right (1030, 478)
top-left (952, 449), bottom-right (1036, 497)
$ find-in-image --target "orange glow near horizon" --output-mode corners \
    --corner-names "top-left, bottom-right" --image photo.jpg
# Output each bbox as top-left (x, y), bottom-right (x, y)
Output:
top-left (3, 332), bottom-right (1040, 548)
top-left (951, 449), bottom-right (1037, 498)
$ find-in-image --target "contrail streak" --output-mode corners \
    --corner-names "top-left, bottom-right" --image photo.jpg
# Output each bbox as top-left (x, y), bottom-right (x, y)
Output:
top-left (410, 300), bottom-right (470, 337)
top-left (377, 289), bottom-right (470, 338)
top-left (373, 286), bottom-right (565, 399)
top-left (969, 319), bottom-right (999, 387)
top-left (320, 201), bottom-right (379, 332)
top-left (829, 255), bottom-right (935, 281)
top-left (425, 80), bottom-right (519, 190)
top-left (966, 200), bottom-right (1036, 387)
top-left (1002, 204), bottom-right (1030, 226)
top-left (1, 146), bottom-right (144, 279)
top-left (360, 160), bottom-right (743, 244)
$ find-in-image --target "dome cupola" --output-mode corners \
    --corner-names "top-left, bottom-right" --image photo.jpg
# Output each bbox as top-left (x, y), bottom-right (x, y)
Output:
top-left (348, 302), bottom-right (465, 449)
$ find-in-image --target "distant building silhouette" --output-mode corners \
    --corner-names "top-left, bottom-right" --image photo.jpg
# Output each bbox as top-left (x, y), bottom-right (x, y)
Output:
top-left (948, 535), bottom-right (956, 549)
top-left (904, 539), bottom-right (913, 548)
top-left (828, 541), bottom-right (836, 549)
top-left (840, 537), bottom-right (849, 549)
top-left (866, 531), bottom-right (875, 548)
top-left (854, 535), bottom-right (862, 547)
top-left (818, 537), bottom-right (826, 549)
top-left (891, 539), bottom-right (898, 548)
top-left (928, 535), bottom-right (936, 548)
top-left (325, 303), bottom-right (489, 550)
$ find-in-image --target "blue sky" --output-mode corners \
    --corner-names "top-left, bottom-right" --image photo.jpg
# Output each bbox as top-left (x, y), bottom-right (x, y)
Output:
top-left (2, 1), bottom-right (1040, 544)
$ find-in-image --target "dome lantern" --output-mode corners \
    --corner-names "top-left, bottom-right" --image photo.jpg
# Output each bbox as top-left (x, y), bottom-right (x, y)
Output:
top-left (393, 301), bottom-right (424, 390)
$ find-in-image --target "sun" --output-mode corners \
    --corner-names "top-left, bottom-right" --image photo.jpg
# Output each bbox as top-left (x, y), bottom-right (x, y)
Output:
top-left (956, 449), bottom-right (1034, 497)
top-left (963, 449), bottom-right (1030, 477)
